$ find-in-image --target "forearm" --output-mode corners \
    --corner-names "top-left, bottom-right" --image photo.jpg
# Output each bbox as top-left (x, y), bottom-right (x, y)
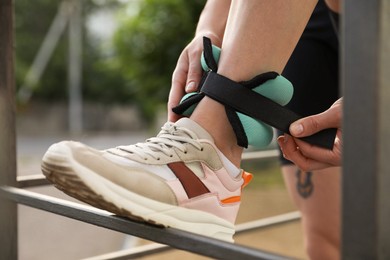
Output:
top-left (195, 0), bottom-right (231, 43)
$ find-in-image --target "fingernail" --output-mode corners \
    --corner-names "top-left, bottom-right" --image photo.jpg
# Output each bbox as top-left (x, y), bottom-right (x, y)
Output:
top-left (290, 123), bottom-right (303, 135)
top-left (277, 135), bottom-right (288, 145)
top-left (277, 136), bottom-right (284, 145)
top-left (185, 82), bottom-right (196, 92)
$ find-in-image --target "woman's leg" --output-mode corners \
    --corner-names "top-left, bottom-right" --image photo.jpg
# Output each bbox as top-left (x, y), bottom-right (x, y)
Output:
top-left (283, 166), bottom-right (341, 260)
top-left (190, 0), bottom-right (317, 167)
top-left (279, 1), bottom-right (340, 258)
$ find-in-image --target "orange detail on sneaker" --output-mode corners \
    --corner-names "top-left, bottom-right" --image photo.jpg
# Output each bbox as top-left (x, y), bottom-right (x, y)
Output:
top-left (220, 196), bottom-right (241, 204)
top-left (241, 171), bottom-right (253, 189)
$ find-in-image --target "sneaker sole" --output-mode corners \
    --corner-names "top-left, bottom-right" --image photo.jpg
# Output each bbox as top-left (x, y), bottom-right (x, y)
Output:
top-left (41, 143), bottom-right (235, 242)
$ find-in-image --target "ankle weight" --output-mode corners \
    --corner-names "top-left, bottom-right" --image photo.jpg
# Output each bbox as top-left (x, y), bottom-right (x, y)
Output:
top-left (173, 37), bottom-right (336, 150)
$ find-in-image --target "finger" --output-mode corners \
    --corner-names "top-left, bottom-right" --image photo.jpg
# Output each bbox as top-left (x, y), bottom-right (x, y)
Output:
top-left (168, 83), bottom-right (185, 122)
top-left (290, 106), bottom-right (342, 138)
top-left (278, 135), bottom-right (333, 171)
top-left (294, 139), bottom-right (340, 166)
top-left (185, 50), bottom-right (203, 93)
top-left (294, 131), bottom-right (342, 166)
top-left (168, 55), bottom-right (189, 122)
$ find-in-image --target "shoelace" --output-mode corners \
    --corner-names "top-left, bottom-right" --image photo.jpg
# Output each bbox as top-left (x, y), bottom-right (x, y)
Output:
top-left (116, 122), bottom-right (203, 160)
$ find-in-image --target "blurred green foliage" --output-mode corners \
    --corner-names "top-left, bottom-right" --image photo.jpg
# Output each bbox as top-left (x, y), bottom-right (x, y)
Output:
top-left (112, 0), bottom-right (205, 119)
top-left (241, 159), bottom-right (284, 188)
top-left (15, 0), bottom-right (68, 100)
top-left (15, 0), bottom-right (205, 121)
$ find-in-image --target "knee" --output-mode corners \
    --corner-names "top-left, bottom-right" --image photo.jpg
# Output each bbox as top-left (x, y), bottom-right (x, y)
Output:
top-left (304, 228), bottom-right (340, 260)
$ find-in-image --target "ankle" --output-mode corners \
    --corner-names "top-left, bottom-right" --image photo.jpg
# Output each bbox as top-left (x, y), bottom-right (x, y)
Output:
top-left (214, 141), bottom-right (243, 168)
top-left (190, 98), bottom-right (243, 167)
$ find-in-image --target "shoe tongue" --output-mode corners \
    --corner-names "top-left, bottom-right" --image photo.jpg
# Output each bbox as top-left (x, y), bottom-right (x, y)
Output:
top-left (174, 118), bottom-right (214, 142)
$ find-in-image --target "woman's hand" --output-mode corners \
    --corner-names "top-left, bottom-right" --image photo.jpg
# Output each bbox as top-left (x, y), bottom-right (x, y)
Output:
top-left (167, 33), bottom-right (221, 122)
top-left (278, 98), bottom-right (343, 171)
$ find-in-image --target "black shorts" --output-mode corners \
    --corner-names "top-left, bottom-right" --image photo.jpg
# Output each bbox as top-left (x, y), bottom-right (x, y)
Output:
top-left (278, 0), bottom-right (339, 165)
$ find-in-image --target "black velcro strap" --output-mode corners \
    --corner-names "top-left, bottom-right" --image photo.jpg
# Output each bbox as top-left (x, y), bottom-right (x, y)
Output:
top-left (172, 93), bottom-right (205, 115)
top-left (225, 107), bottom-right (248, 148)
top-left (201, 72), bottom-right (336, 150)
top-left (203, 37), bottom-right (218, 71)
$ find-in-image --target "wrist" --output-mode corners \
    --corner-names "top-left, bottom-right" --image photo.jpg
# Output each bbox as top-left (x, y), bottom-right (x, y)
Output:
top-left (194, 31), bottom-right (222, 46)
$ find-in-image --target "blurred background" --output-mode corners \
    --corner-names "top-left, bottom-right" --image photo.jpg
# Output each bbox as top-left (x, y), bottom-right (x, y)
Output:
top-left (16, 0), bottom-right (206, 133)
top-left (15, 0), bottom-right (306, 259)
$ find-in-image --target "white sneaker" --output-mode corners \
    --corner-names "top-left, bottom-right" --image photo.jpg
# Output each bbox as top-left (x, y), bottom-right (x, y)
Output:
top-left (41, 118), bottom-right (252, 241)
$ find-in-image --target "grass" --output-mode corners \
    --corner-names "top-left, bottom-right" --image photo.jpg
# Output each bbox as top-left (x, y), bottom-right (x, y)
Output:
top-left (241, 159), bottom-right (285, 189)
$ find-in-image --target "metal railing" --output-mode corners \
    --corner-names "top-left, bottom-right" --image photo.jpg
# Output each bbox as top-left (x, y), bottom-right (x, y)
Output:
top-left (1, 149), bottom-right (299, 260)
top-left (2, 0), bottom-right (390, 259)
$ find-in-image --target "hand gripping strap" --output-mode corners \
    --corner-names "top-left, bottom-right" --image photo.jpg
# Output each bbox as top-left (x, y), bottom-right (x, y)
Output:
top-left (201, 71), bottom-right (337, 150)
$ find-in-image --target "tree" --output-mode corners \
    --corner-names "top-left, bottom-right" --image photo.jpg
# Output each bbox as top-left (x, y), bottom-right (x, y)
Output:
top-left (112, 0), bottom-right (205, 120)
top-left (15, 0), bottom-right (205, 122)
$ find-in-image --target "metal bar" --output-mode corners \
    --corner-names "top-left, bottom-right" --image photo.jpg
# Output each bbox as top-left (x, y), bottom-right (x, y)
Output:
top-left (68, 0), bottom-right (83, 134)
top-left (16, 174), bottom-right (50, 188)
top-left (1, 186), bottom-right (294, 260)
top-left (236, 211), bottom-right (300, 233)
top-left (377, 2), bottom-right (390, 257)
top-left (0, 0), bottom-right (17, 259)
top-left (342, 0), bottom-right (390, 259)
top-left (83, 212), bottom-right (301, 260)
top-left (241, 149), bottom-right (279, 161)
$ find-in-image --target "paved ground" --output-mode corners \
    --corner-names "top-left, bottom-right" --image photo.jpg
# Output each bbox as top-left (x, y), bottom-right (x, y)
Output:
top-left (16, 132), bottom-right (307, 260)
